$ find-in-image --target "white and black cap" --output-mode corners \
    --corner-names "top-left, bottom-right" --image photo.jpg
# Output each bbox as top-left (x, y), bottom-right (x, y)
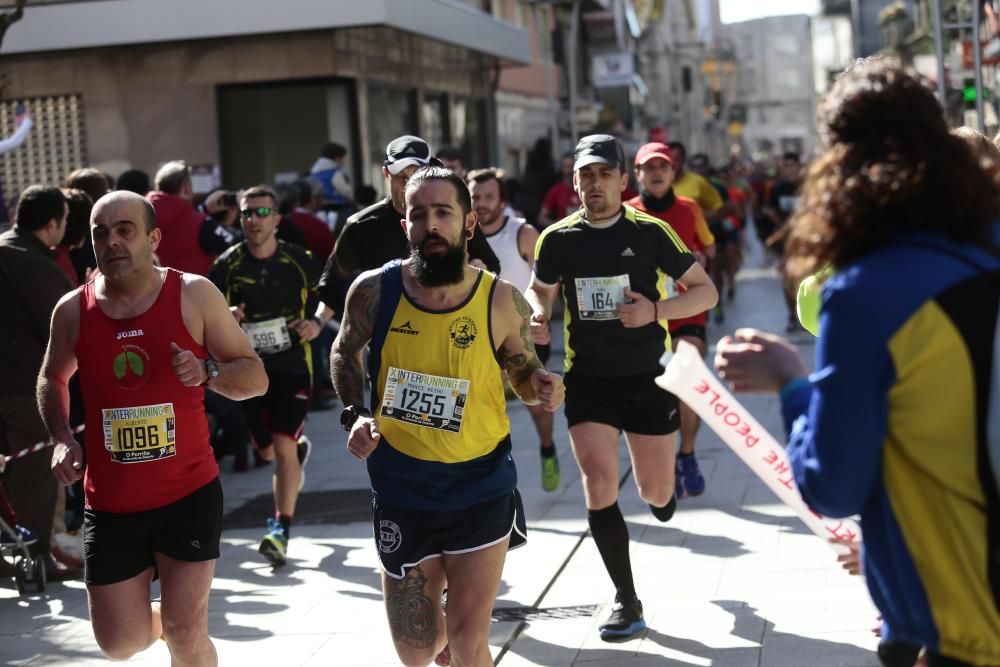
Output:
top-left (384, 135), bottom-right (436, 175)
top-left (573, 134), bottom-right (627, 171)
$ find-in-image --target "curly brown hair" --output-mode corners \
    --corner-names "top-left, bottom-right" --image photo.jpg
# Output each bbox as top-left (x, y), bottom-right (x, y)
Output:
top-left (785, 58), bottom-right (1000, 282)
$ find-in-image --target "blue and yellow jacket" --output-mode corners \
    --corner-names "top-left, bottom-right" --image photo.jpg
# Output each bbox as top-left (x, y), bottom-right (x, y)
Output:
top-left (783, 230), bottom-right (1000, 664)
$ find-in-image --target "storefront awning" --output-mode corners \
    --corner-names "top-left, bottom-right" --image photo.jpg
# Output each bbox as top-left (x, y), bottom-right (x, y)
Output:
top-left (0, 0), bottom-right (532, 64)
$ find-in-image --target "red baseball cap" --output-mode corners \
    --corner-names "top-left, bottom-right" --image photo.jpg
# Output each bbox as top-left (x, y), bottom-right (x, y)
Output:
top-left (634, 142), bottom-right (674, 167)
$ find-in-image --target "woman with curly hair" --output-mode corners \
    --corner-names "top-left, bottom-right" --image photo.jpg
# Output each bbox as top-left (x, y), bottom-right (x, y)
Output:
top-left (715, 57), bottom-right (1000, 666)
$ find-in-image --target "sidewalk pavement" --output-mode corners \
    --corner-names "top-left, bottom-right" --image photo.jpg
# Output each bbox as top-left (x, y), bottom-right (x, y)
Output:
top-left (1, 239), bottom-right (881, 666)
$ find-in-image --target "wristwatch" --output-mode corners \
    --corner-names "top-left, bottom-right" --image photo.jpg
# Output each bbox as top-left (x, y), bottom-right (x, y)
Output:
top-left (203, 359), bottom-right (220, 385)
top-left (340, 405), bottom-right (371, 432)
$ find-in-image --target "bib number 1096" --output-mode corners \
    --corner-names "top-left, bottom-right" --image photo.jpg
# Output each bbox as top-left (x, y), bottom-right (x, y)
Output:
top-left (116, 424), bottom-right (160, 450)
top-left (102, 403), bottom-right (177, 463)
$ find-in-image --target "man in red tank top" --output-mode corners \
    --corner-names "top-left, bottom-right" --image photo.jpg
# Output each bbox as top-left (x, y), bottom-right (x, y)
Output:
top-left (628, 142), bottom-right (715, 501)
top-left (39, 191), bottom-right (268, 665)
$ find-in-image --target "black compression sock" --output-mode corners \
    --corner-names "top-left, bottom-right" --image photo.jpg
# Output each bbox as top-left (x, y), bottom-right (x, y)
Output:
top-left (650, 495), bottom-right (677, 523)
top-left (540, 443), bottom-right (556, 458)
top-left (276, 512), bottom-right (292, 538)
top-left (588, 502), bottom-right (636, 601)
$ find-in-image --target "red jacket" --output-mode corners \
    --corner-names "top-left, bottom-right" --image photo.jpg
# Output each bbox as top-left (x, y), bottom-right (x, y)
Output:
top-left (147, 191), bottom-right (214, 276)
top-left (291, 210), bottom-right (336, 263)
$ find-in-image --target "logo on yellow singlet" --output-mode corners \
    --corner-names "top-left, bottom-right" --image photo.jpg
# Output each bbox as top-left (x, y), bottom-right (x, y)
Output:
top-left (448, 316), bottom-right (477, 349)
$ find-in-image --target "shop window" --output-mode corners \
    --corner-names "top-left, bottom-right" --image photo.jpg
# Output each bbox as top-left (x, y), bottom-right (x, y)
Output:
top-left (452, 97), bottom-right (488, 171)
top-left (422, 92), bottom-right (450, 153)
top-left (368, 85), bottom-right (417, 195)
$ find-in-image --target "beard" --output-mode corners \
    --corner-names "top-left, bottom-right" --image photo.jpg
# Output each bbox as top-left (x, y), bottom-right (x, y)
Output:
top-left (409, 233), bottom-right (467, 287)
top-left (476, 204), bottom-right (504, 227)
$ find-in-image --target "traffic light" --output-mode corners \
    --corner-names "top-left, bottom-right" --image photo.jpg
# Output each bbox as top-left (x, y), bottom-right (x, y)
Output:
top-left (963, 78), bottom-right (989, 106)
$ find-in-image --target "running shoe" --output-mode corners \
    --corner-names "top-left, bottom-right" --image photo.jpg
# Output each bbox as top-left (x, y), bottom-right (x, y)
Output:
top-left (675, 453), bottom-right (706, 498)
top-left (540, 450), bottom-right (560, 492)
top-left (599, 594), bottom-right (646, 642)
top-left (0, 524), bottom-right (37, 547)
top-left (296, 435), bottom-right (313, 492)
top-left (258, 517), bottom-right (288, 566)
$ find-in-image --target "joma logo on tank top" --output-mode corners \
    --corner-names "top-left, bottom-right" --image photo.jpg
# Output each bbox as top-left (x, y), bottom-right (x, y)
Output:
top-left (116, 329), bottom-right (144, 341)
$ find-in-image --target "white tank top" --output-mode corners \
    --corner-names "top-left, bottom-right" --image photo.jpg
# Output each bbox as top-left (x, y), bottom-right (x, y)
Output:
top-left (484, 216), bottom-right (533, 292)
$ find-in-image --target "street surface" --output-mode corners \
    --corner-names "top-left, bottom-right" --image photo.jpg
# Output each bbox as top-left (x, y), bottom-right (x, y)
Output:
top-left (1, 237), bottom-right (880, 666)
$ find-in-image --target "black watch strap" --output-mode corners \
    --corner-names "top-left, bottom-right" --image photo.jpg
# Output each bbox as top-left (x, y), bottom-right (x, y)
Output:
top-left (341, 405), bottom-right (371, 431)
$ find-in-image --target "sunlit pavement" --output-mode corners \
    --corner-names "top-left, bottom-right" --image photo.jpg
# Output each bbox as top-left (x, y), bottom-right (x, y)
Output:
top-left (2, 235), bottom-right (879, 666)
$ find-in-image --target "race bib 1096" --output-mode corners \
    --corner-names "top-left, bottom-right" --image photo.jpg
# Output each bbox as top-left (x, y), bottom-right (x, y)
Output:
top-left (380, 367), bottom-right (469, 433)
top-left (102, 403), bottom-right (177, 464)
top-left (575, 274), bottom-right (631, 320)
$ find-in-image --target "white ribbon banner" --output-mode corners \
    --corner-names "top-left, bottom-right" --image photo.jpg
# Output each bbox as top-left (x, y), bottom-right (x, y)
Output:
top-left (657, 342), bottom-right (860, 550)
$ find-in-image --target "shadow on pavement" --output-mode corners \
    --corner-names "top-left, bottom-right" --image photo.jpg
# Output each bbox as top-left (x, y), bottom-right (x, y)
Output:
top-left (730, 506), bottom-right (814, 536)
top-left (640, 600), bottom-right (879, 666)
top-left (629, 520), bottom-right (752, 558)
top-left (499, 598), bottom-right (878, 666)
top-left (315, 542), bottom-right (383, 595)
top-left (207, 594), bottom-right (285, 641)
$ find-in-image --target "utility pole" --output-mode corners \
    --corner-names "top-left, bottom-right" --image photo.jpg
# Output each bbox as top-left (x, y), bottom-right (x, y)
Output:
top-left (567, 0), bottom-right (581, 147)
top-left (530, 1), bottom-right (561, 154)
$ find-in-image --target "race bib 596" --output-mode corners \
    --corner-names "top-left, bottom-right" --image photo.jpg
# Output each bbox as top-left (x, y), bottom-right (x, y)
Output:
top-left (243, 317), bottom-right (292, 354)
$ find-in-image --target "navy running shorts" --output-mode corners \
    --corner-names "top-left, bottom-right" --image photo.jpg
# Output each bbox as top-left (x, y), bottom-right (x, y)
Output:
top-left (83, 477), bottom-right (222, 585)
top-left (372, 489), bottom-right (527, 579)
top-left (564, 371), bottom-right (681, 435)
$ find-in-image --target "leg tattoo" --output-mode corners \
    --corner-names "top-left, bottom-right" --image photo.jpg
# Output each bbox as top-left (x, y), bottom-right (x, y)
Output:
top-left (385, 565), bottom-right (437, 648)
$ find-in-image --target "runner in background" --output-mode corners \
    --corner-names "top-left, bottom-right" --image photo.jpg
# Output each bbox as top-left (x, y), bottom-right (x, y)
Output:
top-left (468, 167), bottom-right (561, 492)
top-left (627, 142), bottom-right (716, 500)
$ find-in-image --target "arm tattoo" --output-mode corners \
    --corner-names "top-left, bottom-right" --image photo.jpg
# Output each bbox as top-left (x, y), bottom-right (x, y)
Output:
top-left (502, 287), bottom-right (543, 402)
top-left (384, 565), bottom-right (439, 649)
top-left (330, 271), bottom-right (381, 408)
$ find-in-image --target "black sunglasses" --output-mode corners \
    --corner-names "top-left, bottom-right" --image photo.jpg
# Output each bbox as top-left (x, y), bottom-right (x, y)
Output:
top-left (239, 206), bottom-right (275, 220)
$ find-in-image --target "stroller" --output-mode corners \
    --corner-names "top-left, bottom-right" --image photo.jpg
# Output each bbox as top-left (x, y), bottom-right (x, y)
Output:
top-left (0, 514), bottom-right (45, 595)
top-left (0, 456), bottom-right (46, 595)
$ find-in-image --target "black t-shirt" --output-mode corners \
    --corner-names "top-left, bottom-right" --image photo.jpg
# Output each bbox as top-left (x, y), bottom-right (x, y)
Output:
top-left (534, 205), bottom-right (696, 377)
top-left (209, 240), bottom-right (322, 377)
top-left (768, 180), bottom-right (800, 224)
top-left (317, 198), bottom-right (502, 315)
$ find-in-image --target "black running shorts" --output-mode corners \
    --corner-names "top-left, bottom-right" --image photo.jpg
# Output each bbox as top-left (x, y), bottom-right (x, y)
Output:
top-left (83, 477), bottom-right (223, 585)
top-left (535, 343), bottom-right (551, 366)
top-left (669, 324), bottom-right (706, 343)
top-left (242, 373), bottom-right (311, 447)
top-left (564, 371), bottom-right (680, 435)
top-left (372, 489), bottom-right (527, 580)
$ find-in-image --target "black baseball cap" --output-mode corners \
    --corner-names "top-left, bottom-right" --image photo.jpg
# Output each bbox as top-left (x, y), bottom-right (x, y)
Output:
top-left (384, 135), bottom-right (435, 175)
top-left (573, 134), bottom-right (626, 171)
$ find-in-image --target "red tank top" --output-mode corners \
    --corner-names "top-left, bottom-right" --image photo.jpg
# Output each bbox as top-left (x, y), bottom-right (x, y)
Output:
top-left (76, 269), bottom-right (217, 512)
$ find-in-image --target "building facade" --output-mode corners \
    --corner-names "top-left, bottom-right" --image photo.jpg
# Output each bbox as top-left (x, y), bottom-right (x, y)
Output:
top-left (726, 14), bottom-right (818, 158)
top-left (0, 0), bottom-right (531, 199)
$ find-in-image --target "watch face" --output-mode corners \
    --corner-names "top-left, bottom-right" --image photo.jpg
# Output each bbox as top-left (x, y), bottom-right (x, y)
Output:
top-left (340, 407), bottom-right (354, 428)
